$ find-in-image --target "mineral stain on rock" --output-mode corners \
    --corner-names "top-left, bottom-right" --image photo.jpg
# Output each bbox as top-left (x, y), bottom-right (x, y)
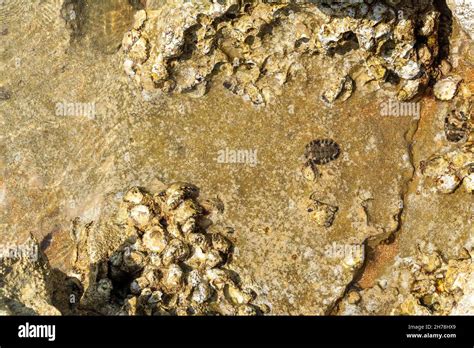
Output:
top-left (121, 0), bottom-right (451, 105)
top-left (71, 183), bottom-right (266, 315)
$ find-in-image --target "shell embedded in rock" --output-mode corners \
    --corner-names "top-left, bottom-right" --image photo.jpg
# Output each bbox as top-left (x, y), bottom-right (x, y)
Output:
top-left (129, 204), bottom-right (151, 229)
top-left (224, 284), bottom-right (254, 305)
top-left (161, 239), bottom-right (189, 266)
top-left (181, 217), bottom-right (197, 234)
top-left (206, 268), bottom-right (234, 291)
top-left (130, 276), bottom-right (149, 295)
top-left (205, 250), bottom-right (223, 269)
top-left (420, 143), bottom-right (473, 194)
top-left (161, 264), bottom-right (184, 293)
top-left (398, 79), bottom-right (423, 101)
top-left (77, 182), bottom-right (264, 315)
top-left (166, 223), bottom-right (183, 240)
top-left (187, 269), bottom-right (204, 288)
top-left (321, 75), bottom-right (354, 105)
top-left (420, 252), bottom-right (442, 274)
top-left (186, 247), bottom-right (223, 269)
top-left (342, 245), bottom-right (365, 271)
top-left (210, 233), bottom-right (232, 254)
top-left (191, 281), bottom-right (213, 304)
top-left (142, 226), bottom-right (169, 253)
top-left (462, 172), bottom-right (474, 193)
top-left (187, 232), bottom-right (211, 251)
top-left (122, 248), bottom-right (146, 273)
top-left (435, 172), bottom-right (461, 194)
top-left (444, 110), bottom-right (470, 143)
top-left (304, 139), bottom-right (341, 165)
top-left (147, 290), bottom-right (163, 305)
top-left (433, 76), bottom-right (461, 101)
top-left (171, 199), bottom-right (203, 225)
top-left (237, 304), bottom-right (258, 316)
top-left (124, 187), bottom-right (144, 204)
top-left (142, 265), bottom-right (161, 285)
top-left (165, 182), bottom-right (199, 209)
top-left (307, 199), bottom-right (339, 227)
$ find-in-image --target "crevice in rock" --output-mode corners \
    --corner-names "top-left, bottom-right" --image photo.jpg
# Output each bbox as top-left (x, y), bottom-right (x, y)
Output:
top-left (330, 79), bottom-right (425, 315)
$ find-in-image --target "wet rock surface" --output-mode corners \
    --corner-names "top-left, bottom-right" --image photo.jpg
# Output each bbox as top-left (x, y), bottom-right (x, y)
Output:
top-left (73, 183), bottom-right (266, 315)
top-left (447, 0), bottom-right (474, 40)
top-left (0, 236), bottom-right (61, 315)
top-left (0, 0), bottom-right (472, 316)
top-left (122, 0), bottom-right (449, 105)
top-left (336, 242), bottom-right (473, 315)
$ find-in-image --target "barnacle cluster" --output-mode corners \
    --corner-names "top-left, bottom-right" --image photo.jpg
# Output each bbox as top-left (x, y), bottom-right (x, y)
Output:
top-left (336, 243), bottom-right (473, 315)
top-left (79, 183), bottom-right (264, 315)
top-left (122, 0), bottom-right (446, 105)
top-left (61, 0), bottom-right (85, 39)
top-left (420, 142), bottom-right (474, 194)
top-left (420, 91), bottom-right (473, 195)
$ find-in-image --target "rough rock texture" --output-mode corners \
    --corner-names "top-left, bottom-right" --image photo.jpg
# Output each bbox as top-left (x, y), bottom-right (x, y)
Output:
top-left (336, 242), bottom-right (473, 315)
top-left (123, 0), bottom-right (447, 105)
top-left (0, 236), bottom-right (61, 315)
top-left (0, 0), bottom-right (472, 316)
top-left (72, 183), bottom-right (267, 315)
top-left (447, 0), bottom-right (474, 40)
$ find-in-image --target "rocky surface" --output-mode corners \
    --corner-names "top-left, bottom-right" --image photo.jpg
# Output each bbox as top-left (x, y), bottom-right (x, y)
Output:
top-left (0, 236), bottom-right (60, 315)
top-left (447, 0), bottom-right (474, 40)
top-left (73, 183), bottom-right (267, 315)
top-left (336, 242), bottom-right (473, 315)
top-left (122, 0), bottom-right (448, 105)
top-left (0, 0), bottom-right (472, 315)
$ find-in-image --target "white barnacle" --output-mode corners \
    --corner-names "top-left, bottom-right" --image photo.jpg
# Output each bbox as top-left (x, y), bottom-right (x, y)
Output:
top-left (162, 264), bottom-right (184, 293)
top-left (129, 205), bottom-right (151, 229)
top-left (165, 182), bottom-right (199, 209)
top-left (142, 225), bottom-right (169, 253)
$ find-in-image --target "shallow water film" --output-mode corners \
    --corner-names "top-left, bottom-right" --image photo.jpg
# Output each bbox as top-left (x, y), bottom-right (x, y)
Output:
top-left (0, 0), bottom-right (473, 316)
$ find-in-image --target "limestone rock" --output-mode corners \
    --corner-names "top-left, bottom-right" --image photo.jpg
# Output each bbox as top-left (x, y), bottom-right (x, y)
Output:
top-left (447, 0), bottom-right (474, 40)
